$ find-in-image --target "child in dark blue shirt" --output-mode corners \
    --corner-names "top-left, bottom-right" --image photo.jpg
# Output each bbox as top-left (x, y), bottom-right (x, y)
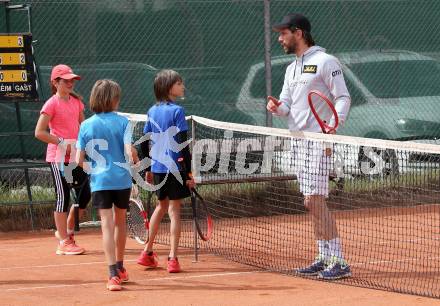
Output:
top-left (137, 70), bottom-right (195, 273)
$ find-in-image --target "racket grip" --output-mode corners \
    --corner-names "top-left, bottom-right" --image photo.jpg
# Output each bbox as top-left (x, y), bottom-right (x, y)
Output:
top-left (74, 204), bottom-right (80, 232)
top-left (177, 157), bottom-right (192, 180)
top-left (268, 96), bottom-right (281, 106)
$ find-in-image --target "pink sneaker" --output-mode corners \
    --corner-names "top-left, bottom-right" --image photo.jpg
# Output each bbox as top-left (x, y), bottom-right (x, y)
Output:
top-left (167, 257), bottom-right (181, 273)
top-left (56, 239), bottom-right (85, 255)
top-left (118, 268), bottom-right (129, 282)
top-left (137, 251), bottom-right (159, 268)
top-left (55, 231), bottom-right (85, 255)
top-left (107, 276), bottom-right (122, 291)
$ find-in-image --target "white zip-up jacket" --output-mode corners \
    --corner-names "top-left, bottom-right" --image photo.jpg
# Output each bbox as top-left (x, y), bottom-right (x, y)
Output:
top-left (276, 46), bottom-right (351, 133)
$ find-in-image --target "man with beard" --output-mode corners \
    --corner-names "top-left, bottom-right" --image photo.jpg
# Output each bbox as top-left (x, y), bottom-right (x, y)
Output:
top-left (266, 13), bottom-right (351, 280)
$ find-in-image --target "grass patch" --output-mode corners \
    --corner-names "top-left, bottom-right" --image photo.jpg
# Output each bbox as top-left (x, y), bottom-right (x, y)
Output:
top-left (0, 184), bottom-right (54, 204)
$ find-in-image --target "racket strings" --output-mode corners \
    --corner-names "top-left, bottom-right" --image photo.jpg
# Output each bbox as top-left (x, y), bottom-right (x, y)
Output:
top-left (308, 90), bottom-right (338, 133)
top-left (310, 95), bottom-right (333, 125)
top-left (195, 200), bottom-right (209, 233)
top-left (127, 200), bottom-right (147, 242)
top-left (192, 193), bottom-right (212, 241)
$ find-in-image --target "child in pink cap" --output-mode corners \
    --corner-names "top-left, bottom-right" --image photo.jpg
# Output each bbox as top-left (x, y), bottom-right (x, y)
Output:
top-left (35, 64), bottom-right (91, 255)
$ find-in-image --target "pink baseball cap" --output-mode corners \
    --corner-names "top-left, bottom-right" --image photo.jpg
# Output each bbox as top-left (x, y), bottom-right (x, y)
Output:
top-left (50, 64), bottom-right (81, 81)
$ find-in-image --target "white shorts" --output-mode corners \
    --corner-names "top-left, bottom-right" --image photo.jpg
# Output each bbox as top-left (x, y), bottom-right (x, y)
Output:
top-left (290, 139), bottom-right (331, 197)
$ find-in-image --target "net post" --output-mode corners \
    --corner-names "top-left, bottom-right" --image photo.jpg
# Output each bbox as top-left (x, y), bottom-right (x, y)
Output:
top-left (264, 0), bottom-right (273, 127)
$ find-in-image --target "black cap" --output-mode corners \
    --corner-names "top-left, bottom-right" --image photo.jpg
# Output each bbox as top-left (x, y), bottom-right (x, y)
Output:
top-left (272, 13), bottom-right (311, 32)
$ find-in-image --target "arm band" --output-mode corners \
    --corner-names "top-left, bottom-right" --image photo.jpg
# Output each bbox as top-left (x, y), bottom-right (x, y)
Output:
top-left (140, 138), bottom-right (151, 172)
top-left (176, 131), bottom-right (192, 178)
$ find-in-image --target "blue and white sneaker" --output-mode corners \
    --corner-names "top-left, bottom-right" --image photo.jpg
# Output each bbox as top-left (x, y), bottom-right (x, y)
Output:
top-left (318, 257), bottom-right (351, 280)
top-left (295, 256), bottom-right (327, 276)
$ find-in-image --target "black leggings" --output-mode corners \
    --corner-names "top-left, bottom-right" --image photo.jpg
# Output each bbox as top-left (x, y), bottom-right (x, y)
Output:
top-left (49, 162), bottom-right (91, 213)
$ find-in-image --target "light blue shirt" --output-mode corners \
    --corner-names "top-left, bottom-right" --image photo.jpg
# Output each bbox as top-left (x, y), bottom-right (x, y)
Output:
top-left (77, 112), bottom-right (132, 192)
top-left (143, 102), bottom-right (188, 173)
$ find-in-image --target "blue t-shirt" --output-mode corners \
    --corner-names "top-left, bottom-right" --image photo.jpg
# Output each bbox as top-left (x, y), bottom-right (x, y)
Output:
top-left (143, 102), bottom-right (188, 173)
top-left (77, 112), bottom-right (132, 192)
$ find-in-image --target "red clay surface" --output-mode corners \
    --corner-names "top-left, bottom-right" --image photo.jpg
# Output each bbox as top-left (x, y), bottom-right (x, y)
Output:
top-left (1, 228), bottom-right (439, 306)
top-left (199, 203), bottom-right (440, 297)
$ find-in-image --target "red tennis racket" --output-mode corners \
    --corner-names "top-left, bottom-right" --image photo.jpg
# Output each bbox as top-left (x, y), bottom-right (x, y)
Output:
top-left (307, 90), bottom-right (339, 134)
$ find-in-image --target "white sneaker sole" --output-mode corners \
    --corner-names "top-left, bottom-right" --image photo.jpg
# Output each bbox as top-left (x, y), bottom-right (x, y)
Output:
top-left (107, 285), bottom-right (122, 291)
top-left (56, 249), bottom-right (85, 255)
top-left (317, 271), bottom-right (352, 280)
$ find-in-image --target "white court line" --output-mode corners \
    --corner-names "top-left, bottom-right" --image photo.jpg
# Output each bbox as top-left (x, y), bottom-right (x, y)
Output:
top-left (0, 259), bottom-right (135, 271)
top-left (354, 236), bottom-right (440, 247)
top-left (350, 256), bottom-right (440, 267)
top-left (4, 255), bottom-right (440, 292)
top-left (4, 270), bottom-right (264, 292)
top-left (0, 253), bottom-right (202, 271)
top-left (0, 245), bottom-right (44, 251)
top-left (0, 236), bottom-right (436, 253)
top-left (3, 252), bottom-right (439, 271)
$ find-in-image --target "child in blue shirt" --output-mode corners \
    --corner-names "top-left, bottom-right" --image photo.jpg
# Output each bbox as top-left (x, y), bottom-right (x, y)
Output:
top-left (76, 79), bottom-right (137, 291)
top-left (137, 70), bottom-right (195, 273)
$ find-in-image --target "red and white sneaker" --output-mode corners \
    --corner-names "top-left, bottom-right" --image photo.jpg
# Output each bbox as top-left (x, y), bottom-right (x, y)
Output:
top-left (167, 257), bottom-right (181, 273)
top-left (56, 239), bottom-right (85, 255)
top-left (137, 251), bottom-right (159, 268)
top-left (107, 276), bottom-right (122, 291)
top-left (55, 231), bottom-right (85, 255)
top-left (118, 268), bottom-right (129, 282)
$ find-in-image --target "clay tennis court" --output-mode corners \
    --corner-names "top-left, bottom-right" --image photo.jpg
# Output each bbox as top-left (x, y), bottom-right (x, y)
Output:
top-left (1, 225), bottom-right (439, 306)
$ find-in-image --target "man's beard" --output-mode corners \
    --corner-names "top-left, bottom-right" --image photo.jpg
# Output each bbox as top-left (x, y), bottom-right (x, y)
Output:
top-left (284, 40), bottom-right (297, 54)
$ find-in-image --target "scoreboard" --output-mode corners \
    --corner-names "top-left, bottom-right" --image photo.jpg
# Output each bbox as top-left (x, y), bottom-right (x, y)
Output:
top-left (0, 33), bottom-right (39, 101)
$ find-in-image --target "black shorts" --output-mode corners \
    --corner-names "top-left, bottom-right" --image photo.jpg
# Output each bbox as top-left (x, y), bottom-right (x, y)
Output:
top-left (92, 188), bottom-right (131, 210)
top-left (153, 172), bottom-right (191, 201)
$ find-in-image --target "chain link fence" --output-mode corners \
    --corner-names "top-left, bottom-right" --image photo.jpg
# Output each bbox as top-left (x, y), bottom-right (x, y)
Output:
top-left (1, 0), bottom-right (440, 227)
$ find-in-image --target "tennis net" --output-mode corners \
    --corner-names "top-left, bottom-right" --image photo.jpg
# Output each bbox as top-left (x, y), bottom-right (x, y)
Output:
top-left (121, 112), bottom-right (440, 298)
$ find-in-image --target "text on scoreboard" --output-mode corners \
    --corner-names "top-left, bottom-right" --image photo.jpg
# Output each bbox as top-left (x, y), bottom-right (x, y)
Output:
top-left (0, 33), bottom-right (38, 101)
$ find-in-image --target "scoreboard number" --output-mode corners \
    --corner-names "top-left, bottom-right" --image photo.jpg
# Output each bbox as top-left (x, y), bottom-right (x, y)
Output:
top-left (0, 53), bottom-right (26, 65)
top-left (0, 70), bottom-right (28, 82)
top-left (0, 35), bottom-right (24, 48)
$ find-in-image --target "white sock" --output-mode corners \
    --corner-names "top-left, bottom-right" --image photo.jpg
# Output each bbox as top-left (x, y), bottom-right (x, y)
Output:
top-left (328, 238), bottom-right (343, 260)
top-left (60, 237), bottom-right (70, 244)
top-left (317, 240), bottom-right (330, 261)
top-left (67, 229), bottom-right (74, 236)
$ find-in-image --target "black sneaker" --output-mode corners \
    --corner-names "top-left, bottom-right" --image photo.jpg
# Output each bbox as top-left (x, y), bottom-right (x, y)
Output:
top-left (295, 257), bottom-right (327, 276)
top-left (318, 258), bottom-right (351, 280)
